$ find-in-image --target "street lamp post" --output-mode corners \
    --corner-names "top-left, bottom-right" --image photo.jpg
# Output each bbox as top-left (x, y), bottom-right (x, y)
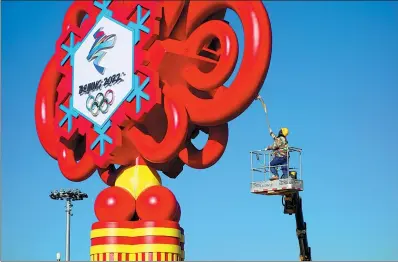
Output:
top-left (50, 189), bottom-right (88, 261)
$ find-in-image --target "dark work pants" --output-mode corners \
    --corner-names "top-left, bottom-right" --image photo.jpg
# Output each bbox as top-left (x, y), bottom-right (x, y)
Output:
top-left (270, 156), bottom-right (288, 178)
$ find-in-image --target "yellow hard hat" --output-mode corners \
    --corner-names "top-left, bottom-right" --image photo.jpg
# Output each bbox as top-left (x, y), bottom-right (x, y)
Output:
top-left (280, 127), bottom-right (289, 137)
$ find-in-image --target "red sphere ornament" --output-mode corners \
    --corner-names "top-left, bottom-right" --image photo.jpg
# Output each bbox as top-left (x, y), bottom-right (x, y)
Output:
top-left (136, 186), bottom-right (178, 221)
top-left (94, 186), bottom-right (136, 221)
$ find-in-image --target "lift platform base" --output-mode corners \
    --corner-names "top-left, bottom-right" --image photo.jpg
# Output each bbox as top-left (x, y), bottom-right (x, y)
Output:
top-left (250, 178), bottom-right (303, 196)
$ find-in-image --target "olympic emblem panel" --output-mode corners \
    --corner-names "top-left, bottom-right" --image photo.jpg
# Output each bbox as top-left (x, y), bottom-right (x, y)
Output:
top-left (73, 16), bottom-right (134, 127)
top-left (54, 0), bottom-right (161, 162)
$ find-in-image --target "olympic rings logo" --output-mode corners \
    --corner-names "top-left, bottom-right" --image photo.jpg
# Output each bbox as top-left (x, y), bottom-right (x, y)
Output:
top-left (86, 90), bottom-right (115, 117)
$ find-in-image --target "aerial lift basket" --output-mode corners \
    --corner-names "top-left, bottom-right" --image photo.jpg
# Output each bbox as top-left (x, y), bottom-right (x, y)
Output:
top-left (250, 147), bottom-right (304, 196)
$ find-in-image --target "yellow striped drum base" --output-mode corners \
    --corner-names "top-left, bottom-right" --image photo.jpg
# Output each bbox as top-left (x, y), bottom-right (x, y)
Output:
top-left (90, 221), bottom-right (185, 261)
top-left (91, 252), bottom-right (181, 261)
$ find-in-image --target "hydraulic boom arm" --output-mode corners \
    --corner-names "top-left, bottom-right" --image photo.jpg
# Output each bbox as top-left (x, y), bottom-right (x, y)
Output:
top-left (283, 192), bottom-right (312, 261)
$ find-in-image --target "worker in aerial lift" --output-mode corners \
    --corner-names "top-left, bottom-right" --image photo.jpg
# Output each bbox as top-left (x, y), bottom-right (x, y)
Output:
top-left (266, 128), bottom-right (289, 180)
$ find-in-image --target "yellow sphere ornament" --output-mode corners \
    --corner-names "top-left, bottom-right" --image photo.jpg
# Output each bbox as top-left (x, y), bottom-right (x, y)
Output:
top-left (115, 165), bottom-right (162, 199)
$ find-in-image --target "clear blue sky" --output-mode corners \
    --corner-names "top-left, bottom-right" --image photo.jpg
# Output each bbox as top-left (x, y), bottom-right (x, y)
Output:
top-left (2, 1), bottom-right (398, 260)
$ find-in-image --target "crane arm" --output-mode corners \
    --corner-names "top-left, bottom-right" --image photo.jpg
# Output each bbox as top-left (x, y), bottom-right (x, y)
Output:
top-left (283, 192), bottom-right (312, 261)
top-left (295, 193), bottom-right (311, 261)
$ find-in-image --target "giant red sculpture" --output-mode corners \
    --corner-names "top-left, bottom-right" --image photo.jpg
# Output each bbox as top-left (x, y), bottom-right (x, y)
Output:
top-left (35, 0), bottom-right (272, 260)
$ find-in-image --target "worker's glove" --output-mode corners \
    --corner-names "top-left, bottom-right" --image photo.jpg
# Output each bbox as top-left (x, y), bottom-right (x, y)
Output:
top-left (256, 95), bottom-right (261, 100)
top-left (265, 146), bottom-right (269, 150)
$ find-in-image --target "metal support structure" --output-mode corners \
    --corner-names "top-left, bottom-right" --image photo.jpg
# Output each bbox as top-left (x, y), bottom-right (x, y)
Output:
top-left (65, 199), bottom-right (72, 261)
top-left (50, 189), bottom-right (88, 261)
